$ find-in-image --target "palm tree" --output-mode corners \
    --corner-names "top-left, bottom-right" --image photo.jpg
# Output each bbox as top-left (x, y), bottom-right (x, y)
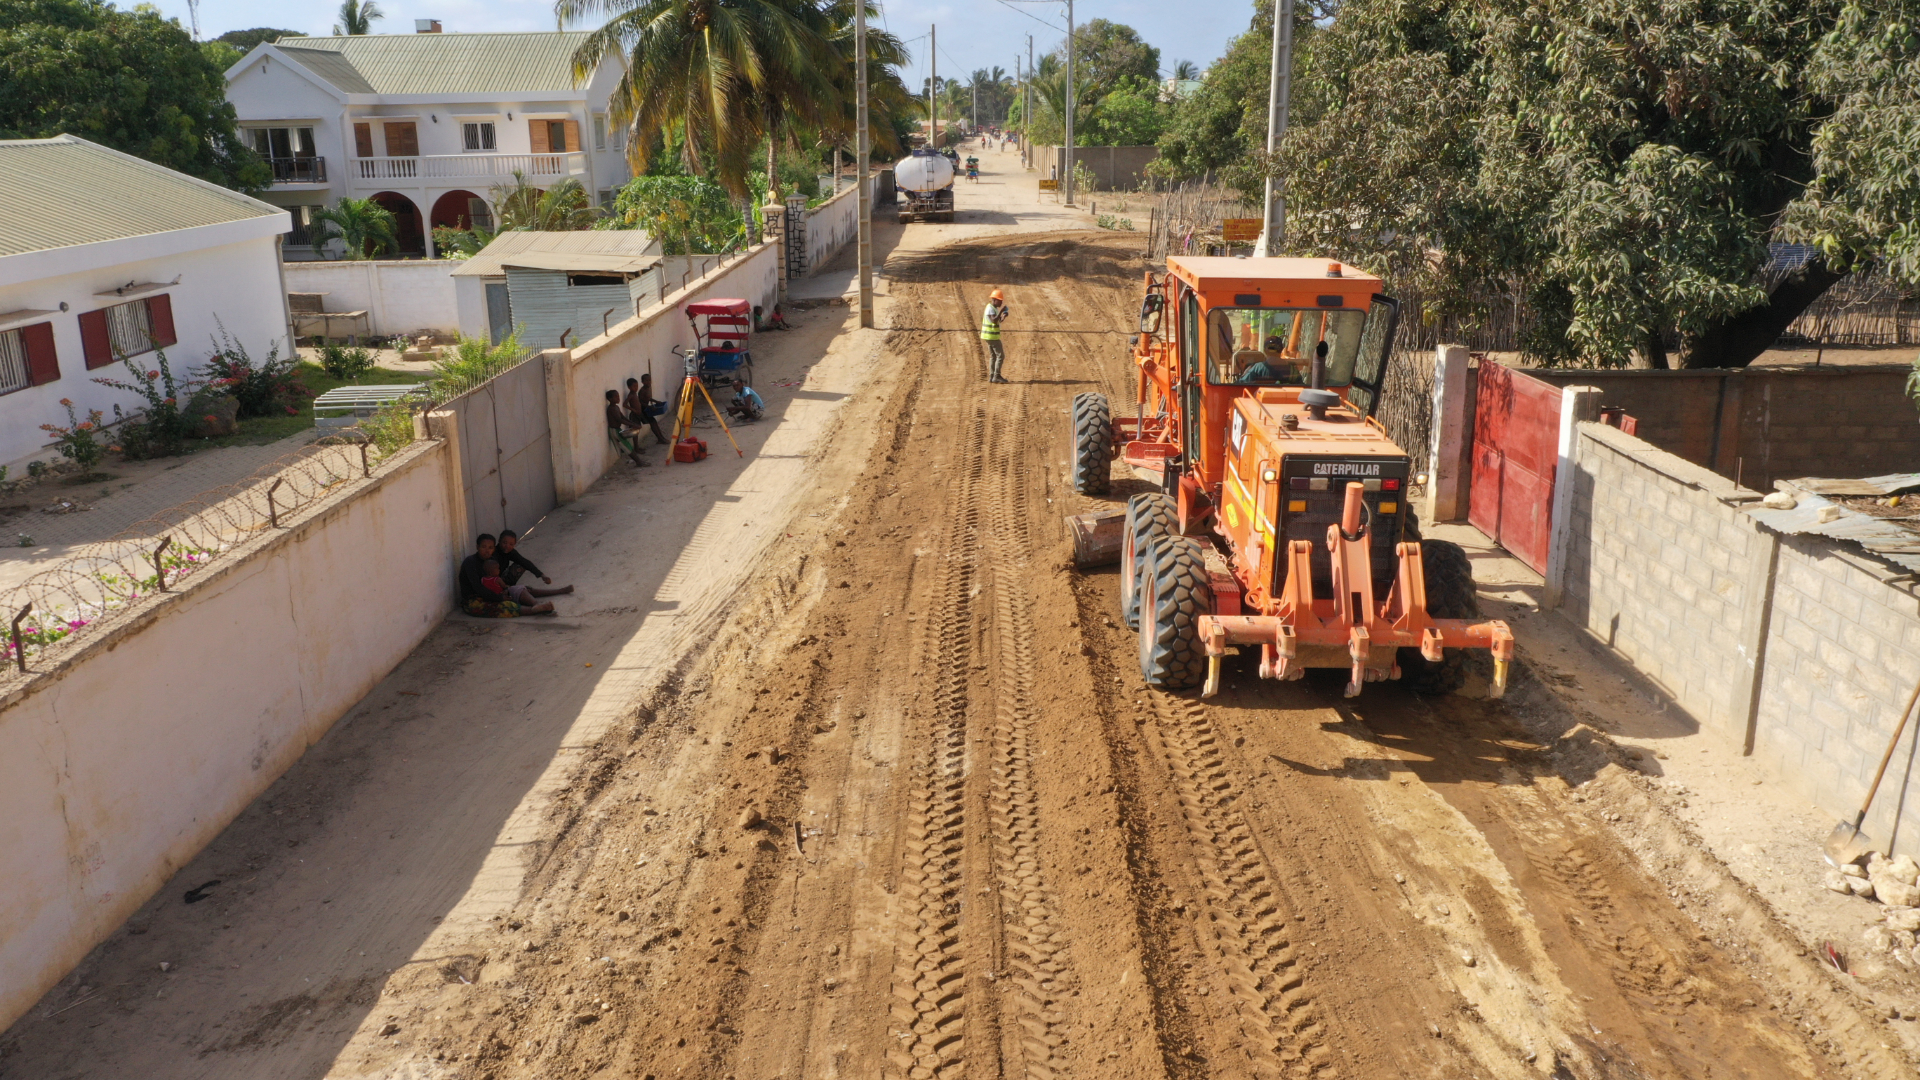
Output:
top-left (312, 197), bottom-right (398, 259)
top-left (333, 0), bottom-right (383, 35)
top-left (490, 173), bottom-right (602, 230)
top-left (560, 0), bottom-right (835, 197)
top-left (1172, 59), bottom-right (1199, 81)
top-left (812, 1), bottom-right (912, 173)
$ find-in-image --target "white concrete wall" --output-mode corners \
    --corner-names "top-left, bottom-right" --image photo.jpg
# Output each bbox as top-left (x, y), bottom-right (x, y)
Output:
top-left (0, 439), bottom-right (457, 1032)
top-left (804, 181), bottom-right (866, 272)
top-left (0, 232), bottom-right (292, 471)
top-left (558, 242), bottom-right (779, 495)
top-left (283, 259), bottom-right (460, 336)
top-left (455, 273), bottom-right (494, 340)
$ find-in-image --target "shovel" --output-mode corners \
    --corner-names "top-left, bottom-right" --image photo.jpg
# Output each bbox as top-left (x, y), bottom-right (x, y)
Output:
top-left (1825, 670), bottom-right (1920, 867)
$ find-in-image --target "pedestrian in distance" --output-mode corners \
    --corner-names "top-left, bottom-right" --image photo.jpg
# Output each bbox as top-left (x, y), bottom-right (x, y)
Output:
top-left (981, 289), bottom-right (1011, 383)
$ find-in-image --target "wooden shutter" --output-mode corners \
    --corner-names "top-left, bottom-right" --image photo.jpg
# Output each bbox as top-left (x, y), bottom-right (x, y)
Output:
top-left (562, 119), bottom-right (580, 154)
top-left (384, 122), bottom-right (418, 156)
top-left (146, 294), bottom-right (177, 348)
top-left (20, 322), bottom-right (59, 386)
top-left (529, 119), bottom-right (550, 154)
top-left (354, 122), bottom-right (373, 157)
top-left (79, 308), bottom-right (112, 369)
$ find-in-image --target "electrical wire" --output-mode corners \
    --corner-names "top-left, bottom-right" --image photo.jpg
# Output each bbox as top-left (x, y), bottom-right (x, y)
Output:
top-left (989, 0), bottom-right (1066, 31)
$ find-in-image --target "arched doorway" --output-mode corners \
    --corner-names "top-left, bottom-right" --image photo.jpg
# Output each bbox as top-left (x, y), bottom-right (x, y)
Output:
top-left (370, 191), bottom-right (424, 257)
top-left (430, 189), bottom-right (486, 232)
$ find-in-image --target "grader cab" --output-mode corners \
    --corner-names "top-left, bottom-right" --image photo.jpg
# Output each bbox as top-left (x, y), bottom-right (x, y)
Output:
top-left (1070, 256), bottom-right (1514, 698)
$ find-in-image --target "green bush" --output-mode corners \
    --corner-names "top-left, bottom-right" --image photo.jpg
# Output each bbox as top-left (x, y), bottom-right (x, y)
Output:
top-left (318, 342), bottom-right (377, 380)
top-left (205, 327), bottom-right (305, 418)
top-left (363, 399), bottom-right (418, 459)
top-left (429, 331), bottom-right (528, 402)
top-left (94, 348), bottom-right (206, 460)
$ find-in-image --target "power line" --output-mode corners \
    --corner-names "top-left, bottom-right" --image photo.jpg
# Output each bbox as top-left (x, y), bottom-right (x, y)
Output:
top-left (989, 0), bottom-right (1066, 32)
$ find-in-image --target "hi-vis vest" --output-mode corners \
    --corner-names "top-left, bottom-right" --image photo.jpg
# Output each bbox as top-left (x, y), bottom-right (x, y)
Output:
top-left (980, 303), bottom-right (1004, 340)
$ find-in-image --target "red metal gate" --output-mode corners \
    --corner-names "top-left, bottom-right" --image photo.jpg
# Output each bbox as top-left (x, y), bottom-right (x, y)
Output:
top-left (1469, 361), bottom-right (1562, 574)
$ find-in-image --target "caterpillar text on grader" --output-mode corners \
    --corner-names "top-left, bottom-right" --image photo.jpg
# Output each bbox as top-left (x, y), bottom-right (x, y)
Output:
top-left (1069, 256), bottom-right (1514, 699)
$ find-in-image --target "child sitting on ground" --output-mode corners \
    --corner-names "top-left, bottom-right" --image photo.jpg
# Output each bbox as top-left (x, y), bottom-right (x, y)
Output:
top-left (479, 560), bottom-right (509, 602)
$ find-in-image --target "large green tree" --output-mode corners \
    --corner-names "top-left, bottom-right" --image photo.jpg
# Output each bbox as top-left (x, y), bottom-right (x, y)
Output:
top-left (1064, 19), bottom-right (1160, 98)
top-left (1257, 0), bottom-right (1847, 368)
top-left (215, 27), bottom-right (301, 50)
top-left (0, 0), bottom-right (268, 192)
top-left (1782, 0), bottom-right (1920, 286)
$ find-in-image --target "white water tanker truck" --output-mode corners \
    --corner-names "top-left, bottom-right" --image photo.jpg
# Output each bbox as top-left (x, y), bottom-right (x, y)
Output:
top-left (895, 148), bottom-right (955, 223)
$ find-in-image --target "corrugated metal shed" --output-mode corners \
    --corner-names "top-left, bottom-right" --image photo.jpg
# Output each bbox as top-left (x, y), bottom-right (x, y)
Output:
top-left (503, 265), bottom-right (633, 350)
top-left (0, 135), bottom-right (285, 258)
top-left (274, 33), bottom-right (593, 96)
top-left (450, 230), bottom-right (661, 278)
top-left (1744, 474), bottom-right (1920, 574)
top-left (501, 253), bottom-right (660, 273)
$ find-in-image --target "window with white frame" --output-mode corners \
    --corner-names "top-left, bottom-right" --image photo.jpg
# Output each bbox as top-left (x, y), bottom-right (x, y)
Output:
top-left (462, 121), bottom-right (497, 152)
top-left (0, 328), bottom-right (32, 395)
top-left (593, 114), bottom-right (608, 151)
top-left (105, 299), bottom-right (155, 360)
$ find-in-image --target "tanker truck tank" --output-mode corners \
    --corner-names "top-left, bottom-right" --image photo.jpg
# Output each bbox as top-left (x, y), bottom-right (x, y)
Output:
top-left (894, 148), bottom-right (955, 224)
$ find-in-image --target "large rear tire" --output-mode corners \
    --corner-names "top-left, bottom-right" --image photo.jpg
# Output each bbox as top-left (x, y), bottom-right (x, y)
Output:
top-left (1399, 538), bottom-right (1480, 693)
top-left (1070, 392), bottom-right (1113, 496)
top-left (1122, 492), bottom-right (1177, 629)
top-left (1138, 536), bottom-right (1213, 690)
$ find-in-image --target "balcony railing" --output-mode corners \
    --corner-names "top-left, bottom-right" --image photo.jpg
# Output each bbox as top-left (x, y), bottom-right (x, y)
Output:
top-left (352, 153), bottom-right (587, 182)
top-left (267, 156), bottom-right (327, 183)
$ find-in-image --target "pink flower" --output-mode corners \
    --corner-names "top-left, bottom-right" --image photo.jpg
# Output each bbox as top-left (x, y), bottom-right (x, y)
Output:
top-left (146, 370), bottom-right (159, 379)
top-left (164, 397), bottom-right (176, 406)
top-left (285, 405), bottom-right (298, 415)
top-left (77, 422), bottom-right (93, 431)
top-left (59, 397), bottom-right (72, 406)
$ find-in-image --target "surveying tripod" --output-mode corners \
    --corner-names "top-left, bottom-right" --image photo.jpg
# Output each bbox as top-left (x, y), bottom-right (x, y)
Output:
top-left (665, 347), bottom-right (744, 465)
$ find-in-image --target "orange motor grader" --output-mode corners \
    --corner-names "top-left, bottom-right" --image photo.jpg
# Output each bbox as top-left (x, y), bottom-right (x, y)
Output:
top-left (1070, 256), bottom-right (1513, 698)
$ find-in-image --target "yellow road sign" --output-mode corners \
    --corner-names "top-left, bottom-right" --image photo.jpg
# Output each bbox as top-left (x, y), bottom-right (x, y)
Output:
top-left (1221, 217), bottom-right (1262, 243)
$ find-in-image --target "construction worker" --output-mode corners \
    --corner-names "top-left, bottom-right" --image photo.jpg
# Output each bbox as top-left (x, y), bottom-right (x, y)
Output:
top-left (981, 289), bottom-right (1011, 383)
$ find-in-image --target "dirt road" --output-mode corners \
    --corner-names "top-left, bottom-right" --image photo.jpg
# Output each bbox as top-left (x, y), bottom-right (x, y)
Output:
top-left (5, 156), bottom-right (1914, 1080)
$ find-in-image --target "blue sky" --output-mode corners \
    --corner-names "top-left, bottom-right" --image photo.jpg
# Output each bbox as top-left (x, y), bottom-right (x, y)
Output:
top-left (164, 0), bottom-right (1257, 92)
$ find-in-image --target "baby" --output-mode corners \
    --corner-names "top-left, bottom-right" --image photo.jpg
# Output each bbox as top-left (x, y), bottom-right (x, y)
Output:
top-left (479, 559), bottom-right (509, 602)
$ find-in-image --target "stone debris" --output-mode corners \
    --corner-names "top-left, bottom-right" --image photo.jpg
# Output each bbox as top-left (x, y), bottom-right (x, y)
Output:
top-left (1888, 908), bottom-right (1920, 933)
top-left (1825, 869), bottom-right (1853, 894)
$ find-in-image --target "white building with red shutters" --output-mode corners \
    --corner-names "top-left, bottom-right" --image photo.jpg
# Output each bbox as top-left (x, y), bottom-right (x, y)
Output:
top-left (0, 135), bottom-right (292, 471)
top-left (223, 26), bottom-right (631, 260)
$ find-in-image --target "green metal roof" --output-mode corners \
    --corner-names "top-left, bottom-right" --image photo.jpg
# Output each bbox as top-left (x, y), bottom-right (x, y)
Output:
top-left (274, 32), bottom-right (595, 96)
top-left (0, 136), bottom-right (284, 259)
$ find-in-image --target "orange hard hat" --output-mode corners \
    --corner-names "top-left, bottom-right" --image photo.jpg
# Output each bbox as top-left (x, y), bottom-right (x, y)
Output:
top-left (990, 289), bottom-right (1004, 300)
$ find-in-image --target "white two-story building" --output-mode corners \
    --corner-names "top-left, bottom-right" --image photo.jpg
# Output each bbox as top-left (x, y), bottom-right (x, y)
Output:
top-left (225, 26), bottom-right (632, 260)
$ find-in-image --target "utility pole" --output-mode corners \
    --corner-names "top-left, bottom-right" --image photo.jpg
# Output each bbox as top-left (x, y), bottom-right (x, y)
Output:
top-left (1026, 36), bottom-right (1034, 169)
top-left (1254, 0), bottom-right (1294, 257)
top-left (929, 25), bottom-right (937, 148)
top-left (1063, 0), bottom-right (1075, 207)
top-left (856, 0), bottom-right (873, 329)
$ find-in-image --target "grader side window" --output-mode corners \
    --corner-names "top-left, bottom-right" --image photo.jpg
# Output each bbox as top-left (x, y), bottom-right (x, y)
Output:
top-left (1205, 307), bottom-right (1368, 386)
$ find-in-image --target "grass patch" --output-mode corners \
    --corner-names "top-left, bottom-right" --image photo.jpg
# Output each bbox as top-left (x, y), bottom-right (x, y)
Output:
top-left (189, 362), bottom-right (424, 450)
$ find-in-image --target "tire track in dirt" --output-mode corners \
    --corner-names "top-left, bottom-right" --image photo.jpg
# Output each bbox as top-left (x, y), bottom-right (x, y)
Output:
top-left (980, 387), bottom-right (1077, 1080)
top-left (887, 395), bottom-right (987, 1080)
top-left (1140, 688), bottom-right (1331, 1079)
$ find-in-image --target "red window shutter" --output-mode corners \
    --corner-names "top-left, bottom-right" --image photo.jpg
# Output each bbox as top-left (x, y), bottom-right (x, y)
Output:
top-left (147, 294), bottom-right (177, 348)
top-left (20, 322), bottom-right (59, 385)
top-left (79, 308), bottom-right (112, 369)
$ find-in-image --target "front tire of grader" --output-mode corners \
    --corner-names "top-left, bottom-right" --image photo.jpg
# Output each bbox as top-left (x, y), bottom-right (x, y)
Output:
top-left (1398, 538), bottom-right (1482, 694)
top-left (1070, 392), bottom-right (1113, 496)
top-left (1122, 492), bottom-right (1177, 629)
top-left (1138, 535), bottom-right (1213, 690)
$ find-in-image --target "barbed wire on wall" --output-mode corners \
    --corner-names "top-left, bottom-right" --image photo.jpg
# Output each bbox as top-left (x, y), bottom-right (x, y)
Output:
top-left (0, 436), bottom-right (412, 688)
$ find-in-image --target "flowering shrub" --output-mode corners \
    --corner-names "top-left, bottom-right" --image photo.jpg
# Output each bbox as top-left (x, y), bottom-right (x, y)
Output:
top-left (206, 324), bottom-right (305, 418)
top-left (7, 543), bottom-right (218, 666)
top-left (96, 349), bottom-right (204, 460)
top-left (40, 399), bottom-right (107, 472)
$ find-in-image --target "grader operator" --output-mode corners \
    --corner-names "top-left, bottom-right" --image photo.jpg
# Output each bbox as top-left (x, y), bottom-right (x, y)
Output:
top-left (1069, 256), bottom-right (1514, 698)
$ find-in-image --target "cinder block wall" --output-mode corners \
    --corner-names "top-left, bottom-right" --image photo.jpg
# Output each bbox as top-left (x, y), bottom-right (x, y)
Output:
top-left (1560, 422), bottom-right (1766, 742)
top-left (1752, 537), bottom-right (1920, 851)
top-left (1529, 366), bottom-right (1920, 490)
top-left (1561, 420), bottom-right (1920, 858)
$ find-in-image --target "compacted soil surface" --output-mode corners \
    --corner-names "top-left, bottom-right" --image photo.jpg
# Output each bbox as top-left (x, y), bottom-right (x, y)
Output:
top-left (6, 192), bottom-right (1916, 1078)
